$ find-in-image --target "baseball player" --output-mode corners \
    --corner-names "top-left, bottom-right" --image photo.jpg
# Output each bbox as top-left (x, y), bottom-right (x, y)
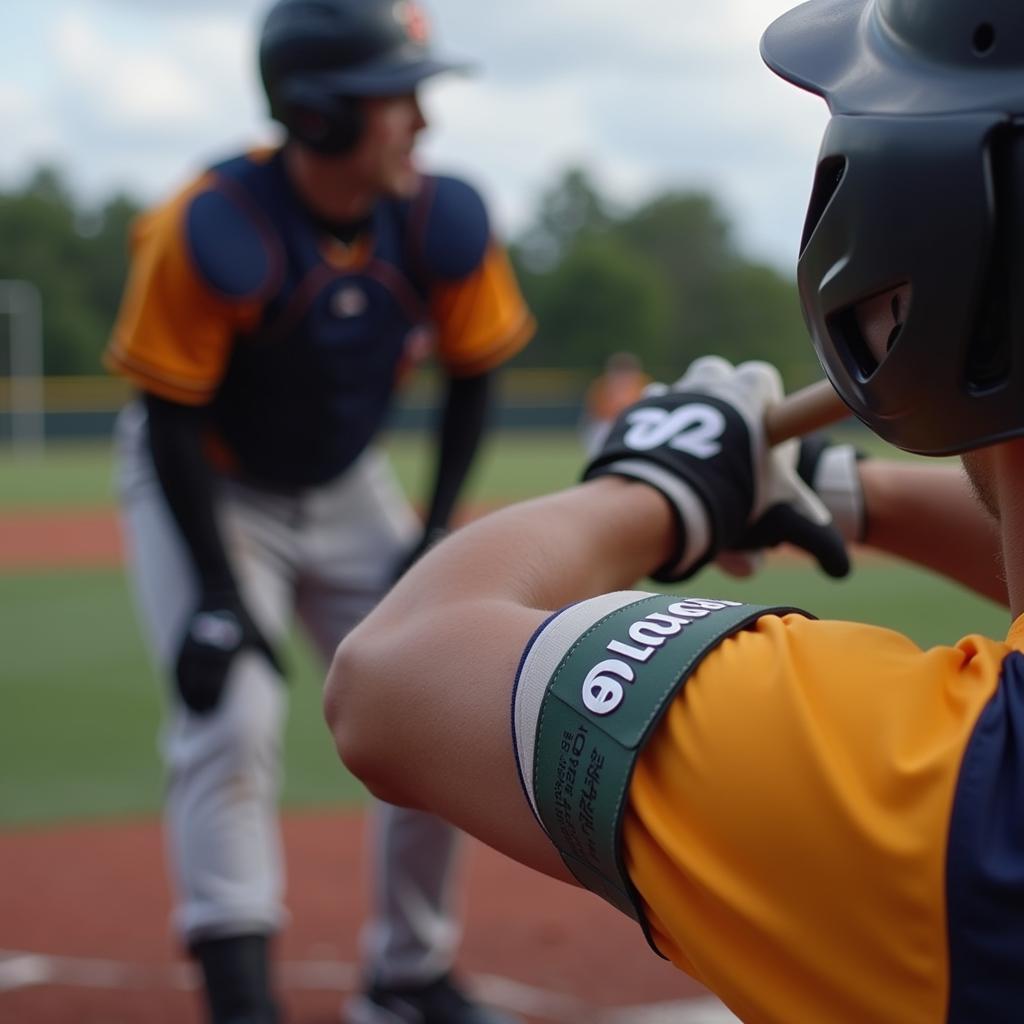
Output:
top-left (324, 1), bottom-right (1024, 1021)
top-left (104, 1), bottom-right (533, 1022)
top-left (578, 352), bottom-right (652, 454)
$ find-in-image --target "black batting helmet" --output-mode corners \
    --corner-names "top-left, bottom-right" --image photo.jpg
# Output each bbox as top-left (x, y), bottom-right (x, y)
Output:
top-left (259, 0), bottom-right (469, 154)
top-left (762, 0), bottom-right (1024, 455)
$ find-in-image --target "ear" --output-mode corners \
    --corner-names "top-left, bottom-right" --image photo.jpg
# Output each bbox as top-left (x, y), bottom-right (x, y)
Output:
top-left (275, 80), bottom-right (364, 154)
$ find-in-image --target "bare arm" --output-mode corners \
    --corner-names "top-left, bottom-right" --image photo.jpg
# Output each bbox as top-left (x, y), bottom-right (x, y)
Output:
top-left (325, 477), bottom-right (674, 884)
top-left (859, 460), bottom-right (1005, 605)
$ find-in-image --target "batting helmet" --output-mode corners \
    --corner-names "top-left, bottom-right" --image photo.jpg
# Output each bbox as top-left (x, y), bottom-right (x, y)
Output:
top-left (259, 0), bottom-right (469, 154)
top-left (762, 0), bottom-right (1024, 455)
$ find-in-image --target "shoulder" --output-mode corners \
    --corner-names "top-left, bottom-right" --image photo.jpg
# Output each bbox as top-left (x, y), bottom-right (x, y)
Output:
top-left (183, 154), bottom-right (281, 300)
top-left (408, 174), bottom-right (492, 281)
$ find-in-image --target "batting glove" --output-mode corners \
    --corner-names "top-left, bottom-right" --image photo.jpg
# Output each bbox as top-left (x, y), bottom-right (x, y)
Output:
top-left (582, 356), bottom-right (850, 582)
top-left (175, 589), bottom-right (282, 715)
top-left (717, 433), bottom-right (866, 578)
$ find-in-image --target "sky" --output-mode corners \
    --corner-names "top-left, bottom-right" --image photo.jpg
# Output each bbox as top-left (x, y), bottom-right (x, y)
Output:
top-left (0, 0), bottom-right (831, 272)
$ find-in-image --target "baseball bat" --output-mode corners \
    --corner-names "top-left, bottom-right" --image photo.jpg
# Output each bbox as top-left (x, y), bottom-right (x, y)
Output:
top-left (764, 378), bottom-right (850, 445)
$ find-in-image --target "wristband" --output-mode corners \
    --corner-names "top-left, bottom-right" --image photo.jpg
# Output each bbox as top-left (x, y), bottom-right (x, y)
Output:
top-left (811, 444), bottom-right (865, 542)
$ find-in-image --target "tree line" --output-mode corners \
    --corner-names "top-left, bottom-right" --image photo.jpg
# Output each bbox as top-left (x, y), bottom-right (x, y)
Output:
top-left (0, 164), bottom-right (820, 387)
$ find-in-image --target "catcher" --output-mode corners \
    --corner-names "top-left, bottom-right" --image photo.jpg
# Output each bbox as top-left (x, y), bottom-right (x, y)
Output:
top-left (105, 0), bottom-right (532, 1021)
top-left (325, 1), bottom-right (1024, 1021)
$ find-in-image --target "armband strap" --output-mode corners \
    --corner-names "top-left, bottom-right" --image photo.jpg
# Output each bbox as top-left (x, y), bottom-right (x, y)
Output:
top-left (526, 592), bottom-right (808, 954)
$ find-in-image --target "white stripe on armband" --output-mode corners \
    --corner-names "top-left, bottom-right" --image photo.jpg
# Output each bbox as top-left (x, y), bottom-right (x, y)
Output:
top-left (512, 591), bottom-right (657, 824)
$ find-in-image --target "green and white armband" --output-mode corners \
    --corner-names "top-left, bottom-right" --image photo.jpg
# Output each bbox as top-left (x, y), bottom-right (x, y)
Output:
top-left (512, 590), bottom-right (805, 950)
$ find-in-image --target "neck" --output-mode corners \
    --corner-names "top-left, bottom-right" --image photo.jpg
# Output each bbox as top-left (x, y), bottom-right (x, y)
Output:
top-left (284, 143), bottom-right (377, 223)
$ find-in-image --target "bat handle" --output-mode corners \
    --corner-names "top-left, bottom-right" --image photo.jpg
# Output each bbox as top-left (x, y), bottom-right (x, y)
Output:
top-left (764, 379), bottom-right (851, 445)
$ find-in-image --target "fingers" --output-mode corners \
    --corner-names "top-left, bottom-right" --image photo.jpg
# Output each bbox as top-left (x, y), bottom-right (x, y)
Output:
top-left (675, 358), bottom-right (784, 404)
top-left (770, 446), bottom-right (833, 525)
top-left (715, 550), bottom-right (765, 578)
top-left (743, 504), bottom-right (851, 578)
top-left (674, 355), bottom-right (735, 390)
top-left (732, 360), bottom-right (786, 407)
top-left (784, 509), bottom-right (851, 578)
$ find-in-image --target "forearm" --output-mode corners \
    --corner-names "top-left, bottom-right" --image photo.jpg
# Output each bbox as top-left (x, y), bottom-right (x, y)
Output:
top-left (860, 459), bottom-right (1005, 604)
top-left (422, 371), bottom-right (492, 531)
top-left (145, 393), bottom-right (235, 594)
top-left (379, 477), bottom-right (675, 623)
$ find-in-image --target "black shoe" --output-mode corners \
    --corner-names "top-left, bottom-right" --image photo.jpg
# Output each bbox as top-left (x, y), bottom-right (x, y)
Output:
top-left (345, 972), bottom-right (521, 1024)
top-left (191, 934), bottom-right (280, 1024)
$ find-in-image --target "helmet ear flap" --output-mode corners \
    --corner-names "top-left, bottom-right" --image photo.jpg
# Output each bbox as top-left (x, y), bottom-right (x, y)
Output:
top-left (274, 81), bottom-right (364, 154)
top-left (964, 124), bottom-right (1024, 392)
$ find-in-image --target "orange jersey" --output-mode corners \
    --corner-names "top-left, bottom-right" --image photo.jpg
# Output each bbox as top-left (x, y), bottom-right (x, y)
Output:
top-left (516, 591), bottom-right (1024, 1024)
top-left (105, 150), bottom-right (534, 485)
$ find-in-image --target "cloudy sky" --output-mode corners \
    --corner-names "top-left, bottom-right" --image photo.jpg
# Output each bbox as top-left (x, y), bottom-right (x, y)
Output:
top-left (0, 0), bottom-right (830, 271)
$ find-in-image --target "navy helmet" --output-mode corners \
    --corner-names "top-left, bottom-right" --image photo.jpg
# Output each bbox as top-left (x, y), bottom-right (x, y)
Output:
top-left (259, 0), bottom-right (469, 154)
top-left (762, 0), bottom-right (1024, 454)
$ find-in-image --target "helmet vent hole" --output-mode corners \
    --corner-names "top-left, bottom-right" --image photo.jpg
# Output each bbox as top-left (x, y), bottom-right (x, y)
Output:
top-left (973, 23), bottom-right (996, 56)
top-left (827, 307), bottom-right (879, 383)
top-left (828, 284), bottom-right (911, 384)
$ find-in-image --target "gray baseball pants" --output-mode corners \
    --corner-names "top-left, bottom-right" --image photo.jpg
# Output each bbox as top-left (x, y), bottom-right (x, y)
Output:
top-left (114, 401), bottom-right (462, 985)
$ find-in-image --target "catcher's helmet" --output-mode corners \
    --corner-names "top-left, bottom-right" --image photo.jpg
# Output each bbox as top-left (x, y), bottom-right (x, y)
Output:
top-left (259, 0), bottom-right (469, 154)
top-left (762, 0), bottom-right (1024, 455)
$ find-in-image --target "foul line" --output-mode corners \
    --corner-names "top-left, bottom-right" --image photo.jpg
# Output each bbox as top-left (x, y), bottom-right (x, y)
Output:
top-left (0, 950), bottom-right (740, 1023)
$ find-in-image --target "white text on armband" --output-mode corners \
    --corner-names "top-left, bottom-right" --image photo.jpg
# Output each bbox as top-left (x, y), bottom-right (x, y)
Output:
top-left (581, 598), bottom-right (742, 716)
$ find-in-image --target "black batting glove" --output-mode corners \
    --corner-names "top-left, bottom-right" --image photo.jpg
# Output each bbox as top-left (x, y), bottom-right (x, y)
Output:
top-left (582, 356), bottom-right (849, 581)
top-left (175, 589), bottom-right (282, 715)
top-left (391, 526), bottom-right (449, 583)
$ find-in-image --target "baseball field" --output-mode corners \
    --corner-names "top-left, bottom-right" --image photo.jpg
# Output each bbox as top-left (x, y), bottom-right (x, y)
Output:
top-left (0, 431), bottom-right (1009, 1023)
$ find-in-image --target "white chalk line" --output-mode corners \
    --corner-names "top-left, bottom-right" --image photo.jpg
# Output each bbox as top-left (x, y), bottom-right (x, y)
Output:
top-left (0, 950), bottom-right (741, 1023)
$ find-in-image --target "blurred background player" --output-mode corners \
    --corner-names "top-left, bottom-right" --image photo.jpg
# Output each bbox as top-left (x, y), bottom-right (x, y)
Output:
top-left (104, 0), bottom-right (533, 1021)
top-left (323, 0), bottom-right (1024, 1021)
top-left (578, 351), bottom-right (651, 453)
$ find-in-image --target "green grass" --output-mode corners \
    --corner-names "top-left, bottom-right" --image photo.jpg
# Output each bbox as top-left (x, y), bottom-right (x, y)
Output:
top-left (1, 559), bottom-right (1007, 829)
top-left (0, 442), bottom-right (118, 508)
top-left (0, 570), bottom-right (365, 827)
top-left (0, 431), bottom-right (591, 828)
top-left (0, 431), bottom-right (590, 511)
top-left (0, 427), bottom-right (887, 510)
top-left (390, 430), bottom-right (595, 505)
top-left (693, 560), bottom-right (1008, 646)
top-left (0, 430), bottom-right (1008, 828)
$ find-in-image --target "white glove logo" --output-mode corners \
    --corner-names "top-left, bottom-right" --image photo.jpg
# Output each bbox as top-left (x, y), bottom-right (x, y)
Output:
top-left (622, 404), bottom-right (726, 459)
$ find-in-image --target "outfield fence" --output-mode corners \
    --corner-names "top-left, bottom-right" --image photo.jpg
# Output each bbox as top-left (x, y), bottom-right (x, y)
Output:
top-left (0, 369), bottom-right (593, 444)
